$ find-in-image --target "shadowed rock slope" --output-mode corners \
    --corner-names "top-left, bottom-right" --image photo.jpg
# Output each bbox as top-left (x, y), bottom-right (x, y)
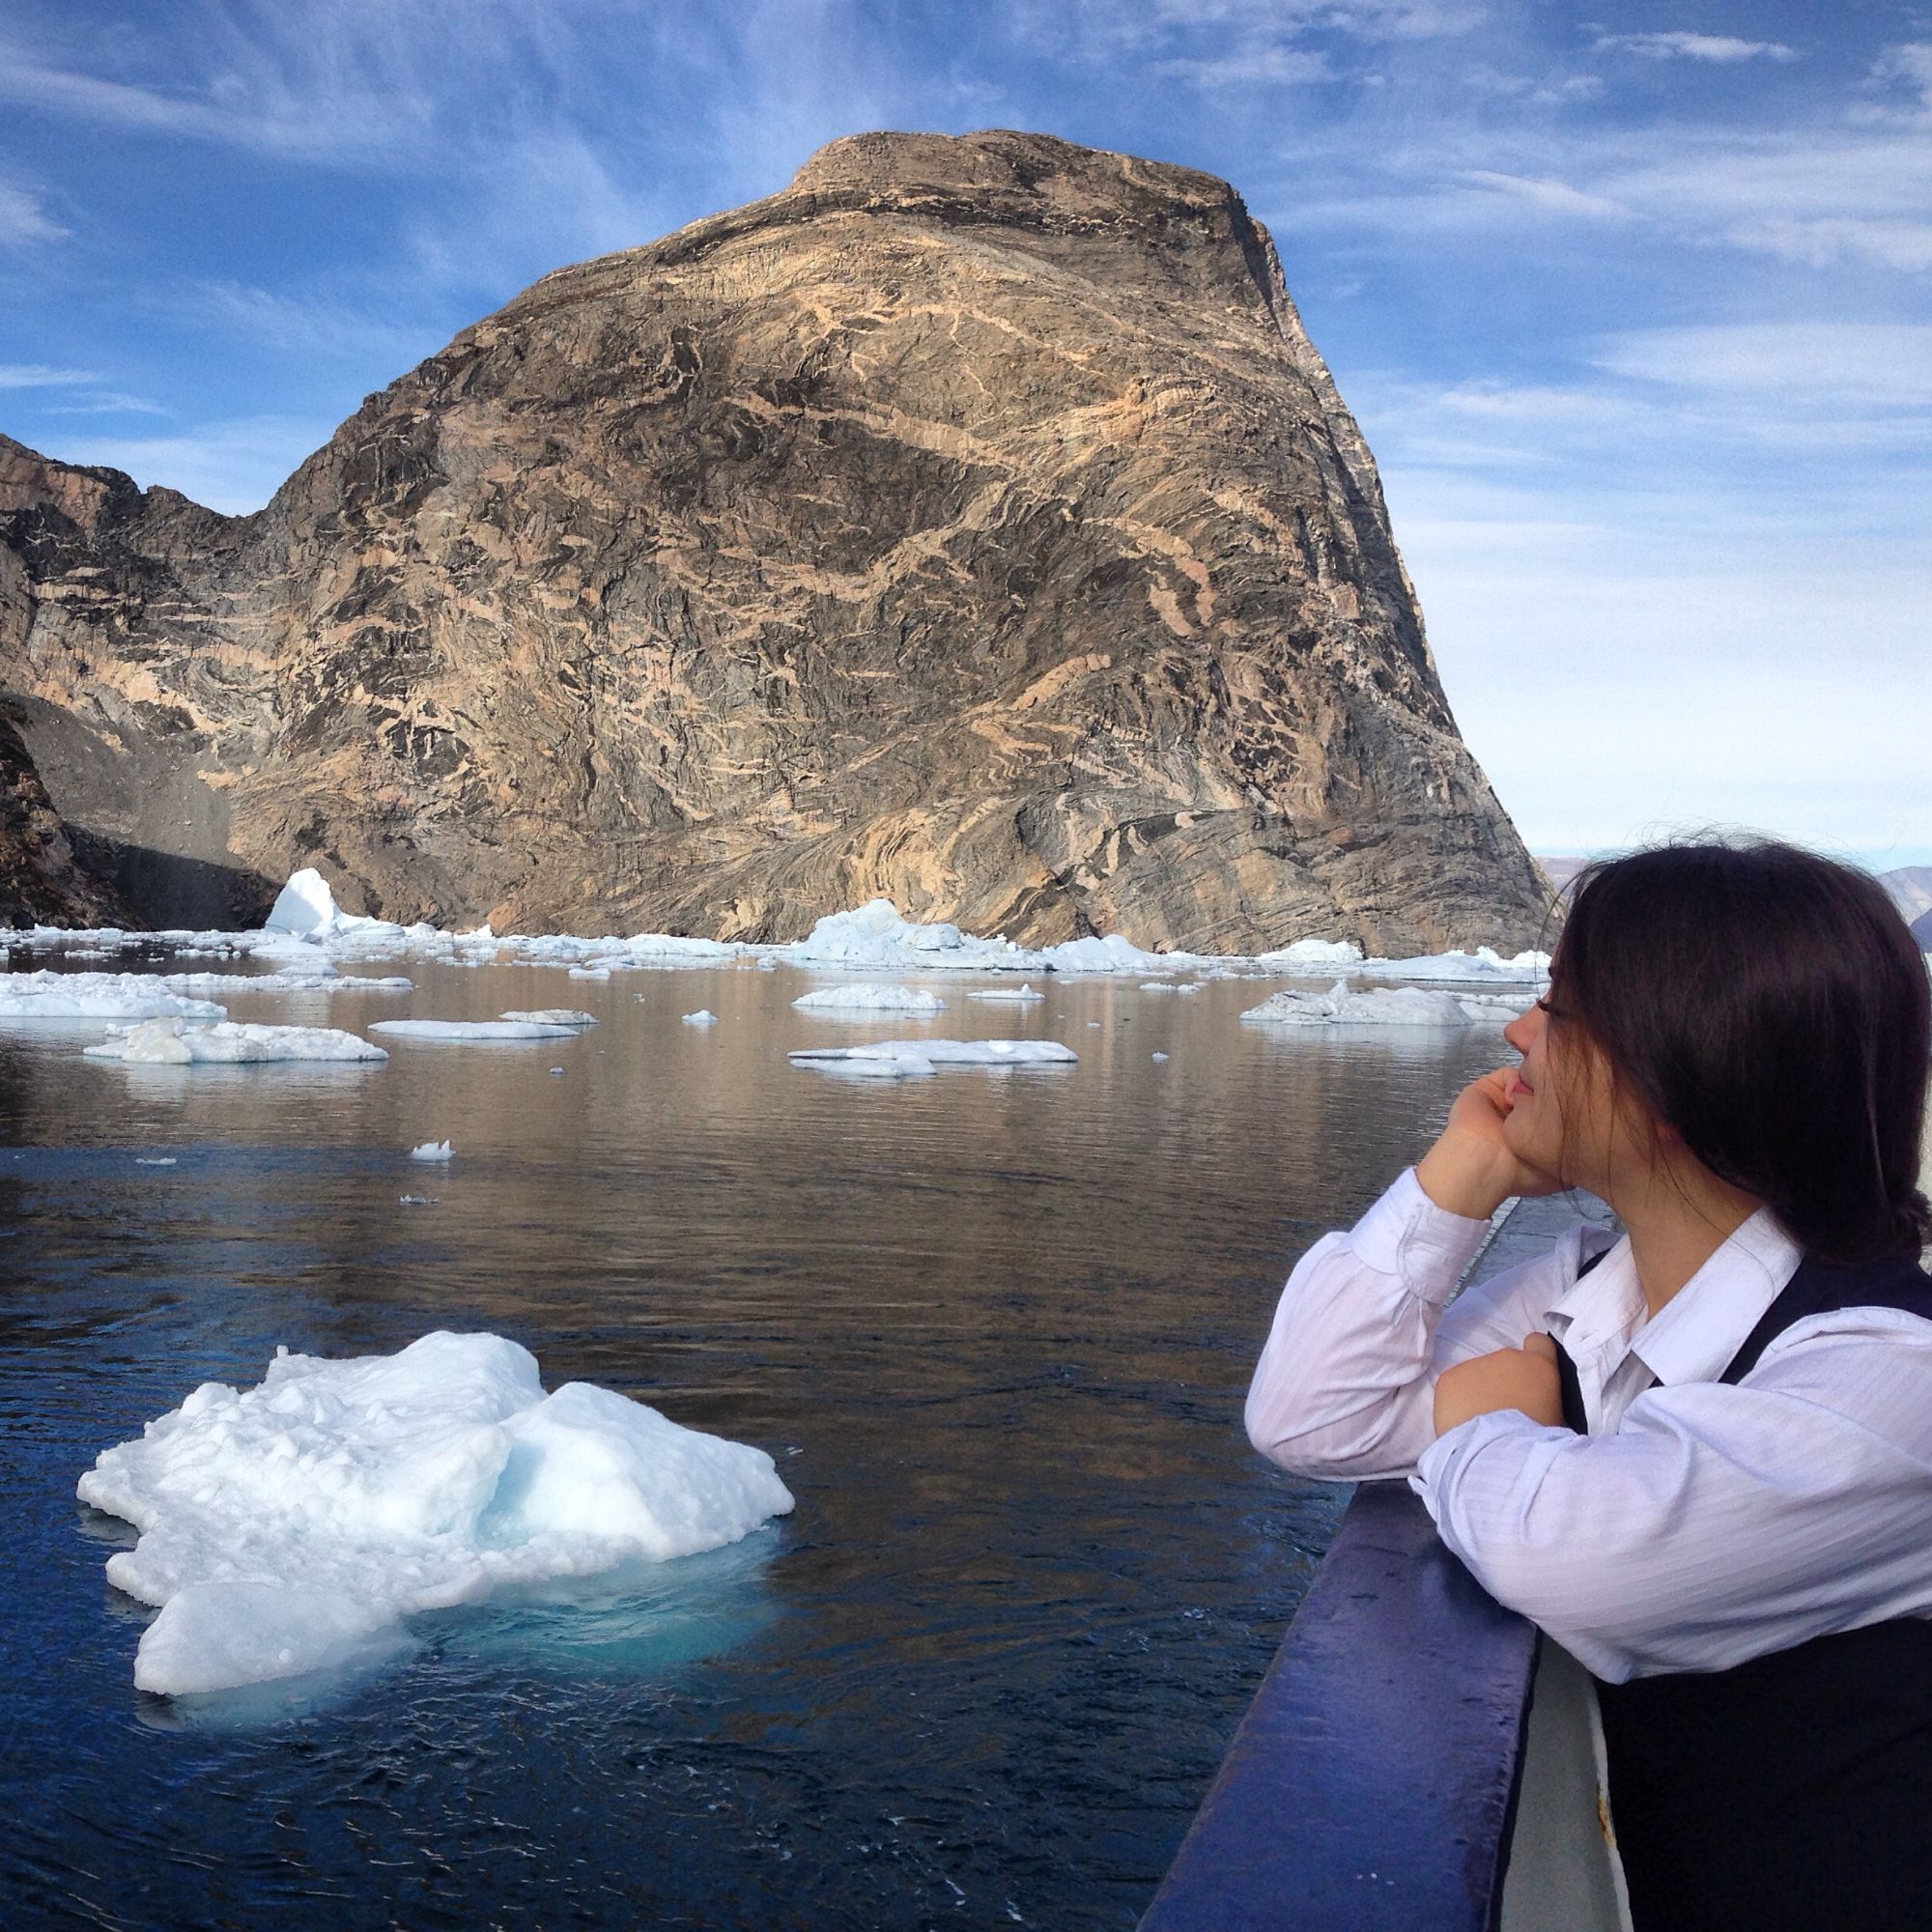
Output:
top-left (0, 130), bottom-right (1548, 951)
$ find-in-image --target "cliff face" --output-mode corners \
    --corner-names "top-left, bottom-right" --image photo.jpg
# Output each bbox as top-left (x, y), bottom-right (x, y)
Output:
top-left (0, 129), bottom-right (1548, 952)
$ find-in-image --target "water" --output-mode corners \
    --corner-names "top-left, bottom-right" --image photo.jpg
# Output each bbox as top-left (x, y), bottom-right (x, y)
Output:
top-left (0, 955), bottom-right (1513, 1928)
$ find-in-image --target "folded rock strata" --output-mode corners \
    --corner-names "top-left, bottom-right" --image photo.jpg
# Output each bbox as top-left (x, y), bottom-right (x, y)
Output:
top-left (0, 129), bottom-right (1550, 952)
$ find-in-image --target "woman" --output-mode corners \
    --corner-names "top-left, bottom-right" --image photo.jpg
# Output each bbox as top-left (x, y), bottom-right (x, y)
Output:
top-left (1244, 839), bottom-right (1932, 1932)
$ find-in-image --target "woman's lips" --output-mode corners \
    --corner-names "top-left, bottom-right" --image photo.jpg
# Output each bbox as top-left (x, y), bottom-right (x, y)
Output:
top-left (1511, 1076), bottom-right (1532, 1097)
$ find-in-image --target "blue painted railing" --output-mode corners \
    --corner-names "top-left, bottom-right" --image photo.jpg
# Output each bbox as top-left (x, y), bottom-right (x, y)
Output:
top-left (1139, 1480), bottom-right (1537, 1931)
top-left (1141, 1194), bottom-right (1621, 1930)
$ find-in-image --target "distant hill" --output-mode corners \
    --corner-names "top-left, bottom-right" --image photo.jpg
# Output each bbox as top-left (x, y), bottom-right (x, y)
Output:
top-left (1880, 867), bottom-right (1932, 927)
top-left (1911, 906), bottom-right (1932, 952)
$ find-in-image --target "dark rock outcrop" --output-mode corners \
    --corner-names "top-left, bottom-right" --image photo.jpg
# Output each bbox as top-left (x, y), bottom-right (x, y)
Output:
top-left (0, 705), bottom-right (135, 928)
top-left (0, 130), bottom-right (1548, 951)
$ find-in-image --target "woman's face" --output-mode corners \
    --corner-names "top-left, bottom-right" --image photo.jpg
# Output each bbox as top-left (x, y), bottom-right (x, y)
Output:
top-left (1500, 992), bottom-right (1635, 1194)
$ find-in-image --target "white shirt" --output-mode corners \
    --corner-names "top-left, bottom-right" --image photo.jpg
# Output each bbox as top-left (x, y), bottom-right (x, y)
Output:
top-left (1245, 1168), bottom-right (1932, 1683)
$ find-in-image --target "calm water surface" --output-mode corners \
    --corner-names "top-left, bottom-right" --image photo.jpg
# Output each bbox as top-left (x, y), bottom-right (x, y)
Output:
top-left (0, 954), bottom-right (1511, 1929)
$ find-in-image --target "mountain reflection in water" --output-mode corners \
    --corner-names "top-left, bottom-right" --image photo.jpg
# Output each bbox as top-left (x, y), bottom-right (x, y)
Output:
top-left (0, 956), bottom-right (1516, 1928)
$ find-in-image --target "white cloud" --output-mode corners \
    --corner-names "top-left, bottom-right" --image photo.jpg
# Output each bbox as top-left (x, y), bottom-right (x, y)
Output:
top-left (1157, 45), bottom-right (1332, 86)
top-left (0, 363), bottom-right (97, 388)
top-left (1593, 31), bottom-right (1798, 65)
top-left (1459, 169), bottom-right (1632, 218)
top-left (0, 181), bottom-right (66, 243)
top-left (1592, 322), bottom-right (1932, 411)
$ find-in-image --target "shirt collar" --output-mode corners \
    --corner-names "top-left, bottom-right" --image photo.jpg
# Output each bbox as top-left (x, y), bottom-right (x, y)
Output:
top-left (1627, 1207), bottom-right (1803, 1387)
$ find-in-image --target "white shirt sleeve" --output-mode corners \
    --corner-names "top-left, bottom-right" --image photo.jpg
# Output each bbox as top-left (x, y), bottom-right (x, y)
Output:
top-left (1413, 1308), bottom-right (1932, 1681)
top-left (1244, 1168), bottom-right (1581, 1482)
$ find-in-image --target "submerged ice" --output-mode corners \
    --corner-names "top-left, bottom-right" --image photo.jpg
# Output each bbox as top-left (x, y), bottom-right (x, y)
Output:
top-left (77, 1332), bottom-right (795, 1696)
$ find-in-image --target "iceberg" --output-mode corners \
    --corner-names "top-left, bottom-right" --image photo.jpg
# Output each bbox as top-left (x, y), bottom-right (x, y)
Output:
top-left (0, 971), bottom-right (227, 1023)
top-left (789, 1037), bottom-right (1077, 1074)
top-left (370, 1019), bottom-right (582, 1042)
top-left (83, 1020), bottom-right (387, 1064)
top-left (681, 1009), bottom-right (719, 1028)
top-left (1240, 982), bottom-right (1525, 1028)
top-left (410, 1140), bottom-right (454, 1163)
top-left (792, 984), bottom-right (947, 1014)
top-left (77, 1332), bottom-right (795, 1695)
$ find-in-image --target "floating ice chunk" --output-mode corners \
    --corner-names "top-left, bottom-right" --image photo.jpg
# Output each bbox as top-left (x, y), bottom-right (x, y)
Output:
top-left (84, 1019), bottom-right (387, 1064)
top-left (967, 982), bottom-right (1043, 1003)
top-left (792, 984), bottom-right (947, 1014)
top-left (1253, 938), bottom-right (1365, 974)
top-left (1240, 981), bottom-right (1523, 1028)
top-left (1353, 946), bottom-right (1550, 984)
top-left (802, 1055), bottom-right (936, 1080)
top-left (77, 1331), bottom-right (795, 1695)
top-left (681, 1009), bottom-right (719, 1028)
top-left (410, 1140), bottom-right (453, 1163)
top-left (370, 1019), bottom-right (580, 1042)
top-left (0, 971), bottom-right (227, 1023)
top-left (400, 1195), bottom-right (435, 1206)
top-left (498, 1009), bottom-right (598, 1029)
top-left (1151, 1052), bottom-right (1171, 1063)
top-left (1138, 980), bottom-right (1204, 995)
top-left (135, 1155), bottom-right (179, 1166)
top-left (263, 867), bottom-right (340, 937)
top-left (789, 1037), bottom-right (1076, 1072)
top-left (567, 966), bottom-right (611, 981)
top-left (165, 968), bottom-right (413, 995)
top-left (779, 899), bottom-right (1041, 974)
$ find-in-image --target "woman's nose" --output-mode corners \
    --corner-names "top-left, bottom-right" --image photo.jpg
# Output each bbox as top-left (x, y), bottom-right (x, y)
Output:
top-left (1503, 1007), bottom-right (1538, 1054)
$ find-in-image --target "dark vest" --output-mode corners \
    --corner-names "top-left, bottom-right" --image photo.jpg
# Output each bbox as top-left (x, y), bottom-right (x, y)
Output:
top-left (1551, 1244), bottom-right (1932, 1932)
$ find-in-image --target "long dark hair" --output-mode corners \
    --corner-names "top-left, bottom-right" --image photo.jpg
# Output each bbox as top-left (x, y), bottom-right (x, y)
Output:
top-left (1548, 838), bottom-right (1931, 1263)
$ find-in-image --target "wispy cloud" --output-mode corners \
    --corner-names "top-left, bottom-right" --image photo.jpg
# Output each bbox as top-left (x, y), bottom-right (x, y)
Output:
top-left (1459, 169), bottom-right (1632, 219)
top-left (0, 363), bottom-right (97, 388)
top-left (44, 393), bottom-right (170, 417)
top-left (1592, 322), bottom-right (1932, 412)
top-left (0, 180), bottom-right (66, 243)
top-left (1592, 31), bottom-right (1798, 65)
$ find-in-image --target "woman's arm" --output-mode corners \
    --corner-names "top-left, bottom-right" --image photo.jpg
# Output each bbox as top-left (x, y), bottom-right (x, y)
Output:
top-left (1244, 1169), bottom-right (1577, 1480)
top-left (1413, 1310), bottom-right (1932, 1679)
top-left (1245, 1065), bottom-right (1573, 1482)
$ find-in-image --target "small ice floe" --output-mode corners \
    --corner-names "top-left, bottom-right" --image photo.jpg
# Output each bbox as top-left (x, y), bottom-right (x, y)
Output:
top-left (370, 1019), bottom-right (580, 1043)
top-left (498, 1009), bottom-right (598, 1029)
top-left (409, 1140), bottom-right (453, 1163)
top-left (682, 1009), bottom-right (719, 1028)
top-left (135, 1155), bottom-right (180, 1166)
top-left (76, 1331), bottom-right (796, 1695)
top-left (163, 967), bottom-right (413, 995)
top-left (399, 1194), bottom-right (436, 1206)
top-left (567, 966), bottom-right (611, 981)
top-left (549, 1066), bottom-right (565, 1076)
top-left (1240, 982), bottom-right (1523, 1028)
top-left (966, 982), bottom-right (1043, 1004)
top-left (791, 984), bottom-right (947, 1015)
top-left (84, 1020), bottom-right (387, 1064)
top-left (0, 971), bottom-right (227, 1024)
top-left (1139, 980), bottom-right (1204, 995)
top-left (1151, 1052), bottom-right (1171, 1063)
top-left (789, 1037), bottom-right (1077, 1078)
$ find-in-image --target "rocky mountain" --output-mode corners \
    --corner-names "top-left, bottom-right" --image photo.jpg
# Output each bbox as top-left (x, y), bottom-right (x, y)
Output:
top-left (0, 129), bottom-right (1549, 952)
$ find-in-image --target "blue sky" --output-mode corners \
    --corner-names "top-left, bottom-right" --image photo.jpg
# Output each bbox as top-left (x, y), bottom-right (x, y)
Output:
top-left (1, 1), bottom-right (1927, 869)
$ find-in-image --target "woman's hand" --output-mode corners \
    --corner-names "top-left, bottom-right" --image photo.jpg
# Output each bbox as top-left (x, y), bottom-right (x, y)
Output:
top-left (1434, 1332), bottom-right (1563, 1435)
top-left (1415, 1065), bottom-right (1566, 1220)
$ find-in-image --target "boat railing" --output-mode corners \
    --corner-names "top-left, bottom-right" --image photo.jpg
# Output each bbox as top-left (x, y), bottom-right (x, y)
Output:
top-left (1140, 1194), bottom-right (1627, 1932)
